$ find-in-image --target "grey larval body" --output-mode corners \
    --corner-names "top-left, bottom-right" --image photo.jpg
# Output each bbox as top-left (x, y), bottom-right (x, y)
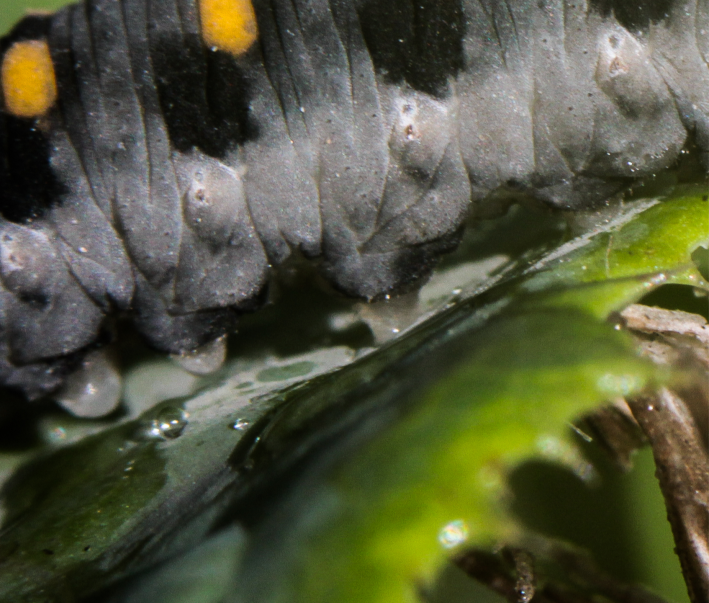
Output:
top-left (0, 0), bottom-right (706, 402)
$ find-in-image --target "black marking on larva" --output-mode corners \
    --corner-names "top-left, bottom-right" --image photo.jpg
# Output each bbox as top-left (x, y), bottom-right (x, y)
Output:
top-left (590, 0), bottom-right (676, 32)
top-left (0, 115), bottom-right (66, 223)
top-left (208, 51), bottom-right (260, 143)
top-left (148, 0), bottom-right (258, 158)
top-left (0, 16), bottom-right (66, 223)
top-left (356, 0), bottom-right (466, 98)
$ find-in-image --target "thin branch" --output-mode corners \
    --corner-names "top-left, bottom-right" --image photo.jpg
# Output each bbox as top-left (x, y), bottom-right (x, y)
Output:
top-left (454, 542), bottom-right (671, 603)
top-left (627, 388), bottom-right (709, 603)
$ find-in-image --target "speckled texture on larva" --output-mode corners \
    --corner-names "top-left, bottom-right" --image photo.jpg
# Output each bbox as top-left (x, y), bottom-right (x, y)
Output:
top-left (0, 0), bottom-right (706, 400)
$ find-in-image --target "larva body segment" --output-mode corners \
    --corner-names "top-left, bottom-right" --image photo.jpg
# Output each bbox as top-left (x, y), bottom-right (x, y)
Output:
top-left (0, 0), bottom-right (706, 406)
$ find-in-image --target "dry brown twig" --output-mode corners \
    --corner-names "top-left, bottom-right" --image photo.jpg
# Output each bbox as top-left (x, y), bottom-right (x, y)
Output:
top-left (626, 388), bottom-right (709, 603)
top-left (454, 542), bottom-right (670, 603)
top-left (620, 304), bottom-right (709, 603)
top-left (455, 304), bottom-right (709, 603)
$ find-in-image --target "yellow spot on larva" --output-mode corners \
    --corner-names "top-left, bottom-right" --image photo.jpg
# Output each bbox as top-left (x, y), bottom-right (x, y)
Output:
top-left (199, 0), bottom-right (258, 56)
top-left (2, 40), bottom-right (57, 118)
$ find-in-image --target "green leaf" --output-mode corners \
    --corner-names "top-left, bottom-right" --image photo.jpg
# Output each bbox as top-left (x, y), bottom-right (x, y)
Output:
top-left (521, 185), bottom-right (708, 315)
top-left (234, 310), bottom-right (663, 603)
top-left (0, 185), bottom-right (705, 602)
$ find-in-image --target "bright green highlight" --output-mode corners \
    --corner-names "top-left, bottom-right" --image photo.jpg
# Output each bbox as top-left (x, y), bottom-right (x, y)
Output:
top-left (272, 311), bottom-right (666, 603)
top-left (523, 186), bottom-right (709, 316)
top-left (0, 0), bottom-right (70, 35)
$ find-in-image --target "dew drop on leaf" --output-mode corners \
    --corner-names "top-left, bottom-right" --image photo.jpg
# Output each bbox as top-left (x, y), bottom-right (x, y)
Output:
top-left (438, 519), bottom-right (469, 549)
top-left (149, 407), bottom-right (188, 439)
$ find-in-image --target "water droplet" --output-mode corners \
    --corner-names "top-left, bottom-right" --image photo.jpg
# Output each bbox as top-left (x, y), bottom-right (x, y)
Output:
top-left (54, 349), bottom-right (122, 418)
top-left (518, 587), bottom-right (532, 603)
top-left (170, 335), bottom-right (227, 375)
top-left (48, 426), bottom-right (67, 442)
top-left (650, 273), bottom-right (667, 285)
top-left (232, 418), bottom-right (250, 431)
top-left (438, 519), bottom-right (469, 549)
top-left (149, 407), bottom-right (188, 439)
